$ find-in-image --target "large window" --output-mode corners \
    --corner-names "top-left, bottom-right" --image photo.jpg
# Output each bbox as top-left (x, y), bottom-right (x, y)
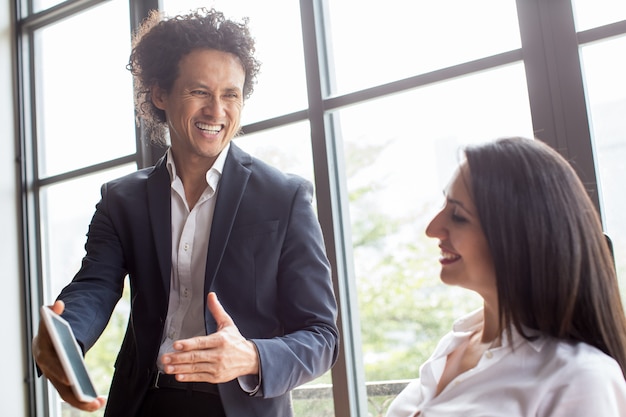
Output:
top-left (16, 0), bottom-right (626, 416)
top-left (578, 35), bottom-right (626, 296)
top-left (338, 62), bottom-right (534, 412)
top-left (19, 1), bottom-right (137, 415)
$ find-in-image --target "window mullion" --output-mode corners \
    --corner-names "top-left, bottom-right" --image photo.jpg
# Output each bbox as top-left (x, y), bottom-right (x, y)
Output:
top-left (516, 0), bottom-right (600, 210)
top-left (132, 0), bottom-right (163, 168)
top-left (299, 0), bottom-right (368, 416)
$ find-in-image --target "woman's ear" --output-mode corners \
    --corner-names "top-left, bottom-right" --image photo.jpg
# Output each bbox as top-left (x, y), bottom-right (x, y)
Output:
top-left (151, 85), bottom-right (167, 110)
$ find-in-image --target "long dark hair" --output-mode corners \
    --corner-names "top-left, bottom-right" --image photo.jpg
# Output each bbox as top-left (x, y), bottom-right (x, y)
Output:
top-left (464, 137), bottom-right (626, 376)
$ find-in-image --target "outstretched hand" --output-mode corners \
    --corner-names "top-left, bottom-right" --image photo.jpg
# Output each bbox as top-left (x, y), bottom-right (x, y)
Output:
top-left (160, 292), bottom-right (259, 383)
top-left (32, 300), bottom-right (106, 412)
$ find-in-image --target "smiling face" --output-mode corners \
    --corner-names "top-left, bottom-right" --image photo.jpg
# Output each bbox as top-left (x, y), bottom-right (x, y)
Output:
top-left (425, 164), bottom-right (497, 303)
top-left (151, 48), bottom-right (245, 168)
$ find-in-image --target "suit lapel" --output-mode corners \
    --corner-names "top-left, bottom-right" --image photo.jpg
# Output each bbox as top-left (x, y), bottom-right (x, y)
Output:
top-left (147, 155), bottom-right (173, 293)
top-left (204, 143), bottom-right (252, 292)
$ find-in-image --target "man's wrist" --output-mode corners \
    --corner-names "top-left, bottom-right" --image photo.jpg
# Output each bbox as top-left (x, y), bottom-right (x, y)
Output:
top-left (244, 340), bottom-right (260, 376)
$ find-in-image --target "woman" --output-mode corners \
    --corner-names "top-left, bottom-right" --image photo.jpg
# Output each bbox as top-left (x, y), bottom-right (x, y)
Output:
top-left (386, 137), bottom-right (626, 416)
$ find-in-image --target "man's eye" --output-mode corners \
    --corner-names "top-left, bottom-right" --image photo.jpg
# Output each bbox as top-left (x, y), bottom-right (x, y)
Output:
top-left (191, 90), bottom-right (207, 96)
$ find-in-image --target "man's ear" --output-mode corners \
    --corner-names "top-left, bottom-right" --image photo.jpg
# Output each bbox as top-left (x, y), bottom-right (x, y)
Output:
top-left (151, 84), bottom-right (167, 110)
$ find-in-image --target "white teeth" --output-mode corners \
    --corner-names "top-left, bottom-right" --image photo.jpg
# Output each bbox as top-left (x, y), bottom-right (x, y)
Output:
top-left (196, 122), bottom-right (221, 133)
top-left (440, 251), bottom-right (460, 260)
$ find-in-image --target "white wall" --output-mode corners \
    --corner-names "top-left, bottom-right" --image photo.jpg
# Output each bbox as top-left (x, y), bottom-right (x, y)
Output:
top-left (0, 1), bottom-right (29, 416)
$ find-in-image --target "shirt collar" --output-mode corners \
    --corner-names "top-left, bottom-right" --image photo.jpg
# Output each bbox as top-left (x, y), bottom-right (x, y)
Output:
top-left (166, 142), bottom-right (230, 192)
top-left (452, 308), bottom-right (484, 334)
top-left (452, 307), bottom-right (548, 352)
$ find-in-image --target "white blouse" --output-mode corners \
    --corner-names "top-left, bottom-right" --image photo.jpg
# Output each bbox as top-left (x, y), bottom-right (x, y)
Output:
top-left (385, 309), bottom-right (626, 417)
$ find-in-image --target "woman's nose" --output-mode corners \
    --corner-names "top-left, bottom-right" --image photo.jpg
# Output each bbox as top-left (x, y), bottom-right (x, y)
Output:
top-left (425, 209), bottom-right (445, 239)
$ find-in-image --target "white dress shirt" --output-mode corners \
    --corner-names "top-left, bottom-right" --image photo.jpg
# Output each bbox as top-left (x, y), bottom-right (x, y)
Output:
top-left (385, 308), bottom-right (626, 417)
top-left (155, 143), bottom-right (260, 394)
top-left (157, 144), bottom-right (229, 364)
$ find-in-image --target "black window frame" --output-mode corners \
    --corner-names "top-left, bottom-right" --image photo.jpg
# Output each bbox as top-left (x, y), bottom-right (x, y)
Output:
top-left (15, 0), bottom-right (626, 415)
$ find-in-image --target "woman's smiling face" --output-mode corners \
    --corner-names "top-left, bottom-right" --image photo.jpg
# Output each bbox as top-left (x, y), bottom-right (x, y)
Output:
top-left (425, 164), bottom-right (497, 302)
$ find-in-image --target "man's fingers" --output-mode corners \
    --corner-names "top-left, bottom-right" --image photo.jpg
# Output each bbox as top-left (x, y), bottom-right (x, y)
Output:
top-left (51, 299), bottom-right (65, 315)
top-left (34, 300), bottom-right (70, 386)
top-left (38, 300), bottom-right (65, 342)
top-left (170, 332), bottom-right (225, 353)
top-left (54, 380), bottom-right (106, 412)
top-left (170, 292), bottom-right (238, 352)
top-left (36, 303), bottom-right (105, 410)
top-left (206, 292), bottom-right (234, 329)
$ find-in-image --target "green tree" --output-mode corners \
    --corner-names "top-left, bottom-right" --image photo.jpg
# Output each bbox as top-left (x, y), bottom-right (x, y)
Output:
top-left (344, 140), bottom-right (480, 416)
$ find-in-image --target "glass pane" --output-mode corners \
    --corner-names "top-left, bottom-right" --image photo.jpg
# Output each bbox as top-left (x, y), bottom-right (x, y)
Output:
top-left (572, 0), bottom-right (626, 31)
top-left (338, 64), bottom-right (533, 415)
top-left (35, 0), bottom-right (136, 178)
top-left (160, 0), bottom-right (308, 125)
top-left (327, 0), bottom-right (521, 95)
top-left (41, 166), bottom-right (135, 303)
top-left (234, 122), bottom-right (314, 184)
top-left (580, 36), bottom-right (626, 294)
top-left (33, 0), bottom-right (64, 14)
top-left (41, 165), bottom-right (135, 417)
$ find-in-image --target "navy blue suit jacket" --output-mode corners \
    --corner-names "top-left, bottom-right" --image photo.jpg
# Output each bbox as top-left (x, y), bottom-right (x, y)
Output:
top-left (58, 143), bottom-right (339, 416)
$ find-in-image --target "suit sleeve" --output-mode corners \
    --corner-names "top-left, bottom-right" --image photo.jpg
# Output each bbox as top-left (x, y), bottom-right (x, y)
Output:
top-left (56, 182), bottom-right (127, 352)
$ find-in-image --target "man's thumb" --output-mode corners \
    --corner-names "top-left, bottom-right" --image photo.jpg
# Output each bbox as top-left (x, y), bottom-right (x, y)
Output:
top-left (207, 292), bottom-right (234, 329)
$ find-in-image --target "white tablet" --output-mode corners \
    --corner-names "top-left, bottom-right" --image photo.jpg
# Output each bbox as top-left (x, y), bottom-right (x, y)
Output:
top-left (40, 306), bottom-right (98, 402)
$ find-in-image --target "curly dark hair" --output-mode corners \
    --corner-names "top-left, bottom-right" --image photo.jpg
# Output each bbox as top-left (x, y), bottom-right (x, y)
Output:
top-left (127, 8), bottom-right (261, 145)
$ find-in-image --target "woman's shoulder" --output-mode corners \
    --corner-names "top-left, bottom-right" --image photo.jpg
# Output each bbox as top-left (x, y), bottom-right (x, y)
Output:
top-left (555, 339), bottom-right (623, 375)
top-left (529, 339), bottom-right (626, 415)
top-left (529, 337), bottom-right (624, 386)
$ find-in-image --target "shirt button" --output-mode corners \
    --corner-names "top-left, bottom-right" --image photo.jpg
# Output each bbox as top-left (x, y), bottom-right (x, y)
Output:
top-left (485, 351), bottom-right (493, 359)
top-left (184, 243), bottom-right (190, 251)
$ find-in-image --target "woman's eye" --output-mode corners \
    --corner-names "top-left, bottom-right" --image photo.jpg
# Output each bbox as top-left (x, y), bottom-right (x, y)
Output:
top-left (451, 213), bottom-right (468, 223)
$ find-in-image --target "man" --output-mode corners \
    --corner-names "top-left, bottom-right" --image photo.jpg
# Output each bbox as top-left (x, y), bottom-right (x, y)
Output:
top-left (32, 8), bottom-right (339, 417)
